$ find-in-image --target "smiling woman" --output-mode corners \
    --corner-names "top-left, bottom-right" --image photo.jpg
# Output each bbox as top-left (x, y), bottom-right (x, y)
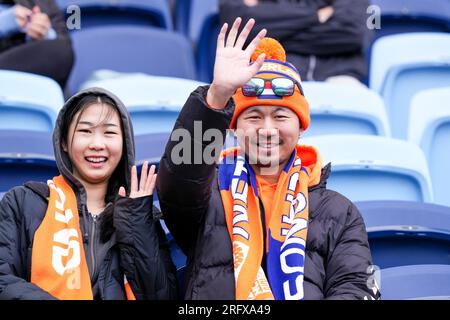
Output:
top-left (0, 88), bottom-right (177, 300)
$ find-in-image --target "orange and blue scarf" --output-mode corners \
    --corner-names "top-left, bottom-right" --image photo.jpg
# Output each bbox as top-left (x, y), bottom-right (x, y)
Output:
top-left (219, 145), bottom-right (321, 300)
top-left (31, 175), bottom-right (135, 300)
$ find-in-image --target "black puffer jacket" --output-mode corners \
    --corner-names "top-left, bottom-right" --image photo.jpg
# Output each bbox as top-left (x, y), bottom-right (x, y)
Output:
top-left (157, 86), bottom-right (380, 300)
top-left (0, 88), bottom-right (177, 300)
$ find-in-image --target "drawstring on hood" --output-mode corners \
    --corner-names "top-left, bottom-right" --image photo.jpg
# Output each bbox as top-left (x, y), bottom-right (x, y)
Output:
top-left (52, 87), bottom-right (136, 243)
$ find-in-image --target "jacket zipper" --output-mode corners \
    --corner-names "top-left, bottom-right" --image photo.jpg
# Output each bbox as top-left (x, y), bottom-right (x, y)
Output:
top-left (90, 215), bottom-right (97, 279)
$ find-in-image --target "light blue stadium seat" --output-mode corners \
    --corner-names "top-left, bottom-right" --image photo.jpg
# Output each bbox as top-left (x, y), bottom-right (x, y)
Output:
top-left (81, 74), bottom-right (206, 135)
top-left (302, 82), bottom-right (390, 137)
top-left (380, 264), bottom-right (450, 300)
top-left (0, 70), bottom-right (63, 132)
top-left (176, 0), bottom-right (219, 82)
top-left (301, 134), bottom-right (433, 202)
top-left (408, 87), bottom-right (450, 207)
top-left (67, 26), bottom-right (196, 94)
top-left (0, 130), bottom-right (56, 192)
top-left (356, 200), bottom-right (450, 268)
top-left (369, 33), bottom-right (450, 139)
top-left (370, 0), bottom-right (450, 39)
top-left (56, 0), bottom-right (172, 29)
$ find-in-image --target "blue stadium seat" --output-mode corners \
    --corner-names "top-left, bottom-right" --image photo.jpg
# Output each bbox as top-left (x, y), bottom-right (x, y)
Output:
top-left (301, 135), bottom-right (433, 202)
top-left (135, 132), bottom-right (170, 167)
top-left (369, 33), bottom-right (450, 139)
top-left (81, 74), bottom-right (205, 135)
top-left (176, 0), bottom-right (219, 82)
top-left (67, 26), bottom-right (196, 94)
top-left (56, 0), bottom-right (172, 29)
top-left (356, 200), bottom-right (450, 268)
top-left (0, 70), bottom-right (63, 132)
top-left (302, 82), bottom-right (390, 137)
top-left (380, 264), bottom-right (450, 299)
top-left (0, 130), bottom-right (57, 192)
top-left (370, 0), bottom-right (450, 40)
top-left (408, 87), bottom-right (450, 207)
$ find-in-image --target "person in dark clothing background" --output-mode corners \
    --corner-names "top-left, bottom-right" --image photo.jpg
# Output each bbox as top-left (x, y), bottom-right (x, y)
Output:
top-left (220, 0), bottom-right (372, 85)
top-left (0, 0), bottom-right (73, 87)
top-left (157, 18), bottom-right (380, 300)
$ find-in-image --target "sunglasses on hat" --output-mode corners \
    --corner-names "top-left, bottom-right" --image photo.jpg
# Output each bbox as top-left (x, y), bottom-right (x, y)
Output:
top-left (242, 77), bottom-right (304, 97)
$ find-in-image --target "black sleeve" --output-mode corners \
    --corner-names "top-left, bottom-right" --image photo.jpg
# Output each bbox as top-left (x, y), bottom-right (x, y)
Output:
top-left (293, 0), bottom-right (371, 55)
top-left (0, 188), bottom-right (57, 300)
top-left (156, 85), bottom-right (233, 255)
top-left (219, 0), bottom-right (321, 42)
top-left (114, 195), bottom-right (177, 300)
top-left (324, 202), bottom-right (380, 300)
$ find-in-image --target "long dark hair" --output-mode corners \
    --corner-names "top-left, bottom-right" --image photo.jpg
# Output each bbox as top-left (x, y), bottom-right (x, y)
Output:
top-left (61, 94), bottom-right (126, 241)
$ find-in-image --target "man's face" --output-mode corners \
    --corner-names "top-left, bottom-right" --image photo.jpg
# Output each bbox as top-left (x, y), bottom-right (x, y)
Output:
top-left (235, 106), bottom-right (301, 174)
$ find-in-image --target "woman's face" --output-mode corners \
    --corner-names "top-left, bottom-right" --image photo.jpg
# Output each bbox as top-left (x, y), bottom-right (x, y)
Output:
top-left (63, 103), bottom-right (123, 186)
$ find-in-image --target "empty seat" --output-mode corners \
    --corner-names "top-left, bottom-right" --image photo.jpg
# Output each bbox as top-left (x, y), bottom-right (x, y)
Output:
top-left (380, 264), bottom-right (450, 299)
top-left (369, 33), bottom-right (450, 138)
top-left (0, 130), bottom-right (56, 192)
top-left (302, 81), bottom-right (390, 137)
top-left (356, 200), bottom-right (450, 268)
top-left (67, 26), bottom-right (196, 94)
top-left (301, 134), bottom-right (433, 202)
top-left (408, 87), bottom-right (450, 206)
top-left (370, 0), bottom-right (450, 39)
top-left (81, 73), bottom-right (205, 135)
top-left (0, 70), bottom-right (63, 132)
top-left (57, 0), bottom-right (172, 29)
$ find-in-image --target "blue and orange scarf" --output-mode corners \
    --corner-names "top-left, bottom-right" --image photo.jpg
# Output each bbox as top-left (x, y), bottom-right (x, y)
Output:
top-left (219, 145), bottom-right (322, 300)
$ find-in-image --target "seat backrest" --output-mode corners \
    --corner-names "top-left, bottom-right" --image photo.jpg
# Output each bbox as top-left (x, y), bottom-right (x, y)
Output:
top-left (0, 70), bottom-right (63, 132)
top-left (81, 74), bottom-right (206, 135)
top-left (57, 0), bottom-right (173, 29)
top-left (370, 33), bottom-right (450, 94)
top-left (370, 0), bottom-right (450, 38)
top-left (408, 87), bottom-right (450, 206)
top-left (355, 200), bottom-right (450, 231)
top-left (380, 264), bottom-right (450, 299)
top-left (302, 81), bottom-right (390, 137)
top-left (301, 134), bottom-right (433, 202)
top-left (67, 26), bottom-right (196, 94)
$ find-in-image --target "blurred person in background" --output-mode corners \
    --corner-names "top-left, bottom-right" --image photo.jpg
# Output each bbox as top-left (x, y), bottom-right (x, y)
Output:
top-left (220, 0), bottom-right (372, 86)
top-left (0, 0), bottom-right (74, 87)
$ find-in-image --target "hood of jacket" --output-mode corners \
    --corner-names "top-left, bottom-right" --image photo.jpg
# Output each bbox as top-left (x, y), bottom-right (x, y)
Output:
top-left (52, 87), bottom-right (135, 205)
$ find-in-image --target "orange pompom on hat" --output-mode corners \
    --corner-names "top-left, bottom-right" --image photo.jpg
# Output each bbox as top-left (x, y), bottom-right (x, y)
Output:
top-left (230, 37), bottom-right (310, 130)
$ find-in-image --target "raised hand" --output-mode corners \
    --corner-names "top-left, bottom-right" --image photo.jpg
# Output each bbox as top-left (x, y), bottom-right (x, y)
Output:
top-left (206, 17), bottom-right (267, 109)
top-left (118, 161), bottom-right (157, 198)
top-left (14, 5), bottom-right (32, 30)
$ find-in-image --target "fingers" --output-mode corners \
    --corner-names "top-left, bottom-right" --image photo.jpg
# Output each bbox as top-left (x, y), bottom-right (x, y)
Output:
top-left (145, 165), bottom-right (156, 194)
top-left (139, 161), bottom-right (148, 192)
top-left (225, 17), bottom-right (242, 47)
top-left (118, 186), bottom-right (126, 197)
top-left (249, 53), bottom-right (266, 75)
top-left (130, 165), bottom-right (138, 194)
top-left (235, 18), bottom-right (255, 50)
top-left (244, 28), bottom-right (267, 56)
top-left (216, 22), bottom-right (228, 51)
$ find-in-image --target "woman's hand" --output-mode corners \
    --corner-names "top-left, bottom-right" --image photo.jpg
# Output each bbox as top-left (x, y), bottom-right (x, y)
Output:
top-left (206, 17), bottom-right (267, 110)
top-left (118, 161), bottom-right (157, 198)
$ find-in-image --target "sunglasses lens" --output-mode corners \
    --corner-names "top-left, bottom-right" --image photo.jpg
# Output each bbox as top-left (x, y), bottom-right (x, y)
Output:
top-left (242, 78), bottom-right (265, 96)
top-left (272, 78), bottom-right (295, 96)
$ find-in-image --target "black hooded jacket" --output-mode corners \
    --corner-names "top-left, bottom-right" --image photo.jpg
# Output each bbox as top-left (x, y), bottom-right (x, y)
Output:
top-left (157, 86), bottom-right (380, 300)
top-left (0, 87), bottom-right (177, 300)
